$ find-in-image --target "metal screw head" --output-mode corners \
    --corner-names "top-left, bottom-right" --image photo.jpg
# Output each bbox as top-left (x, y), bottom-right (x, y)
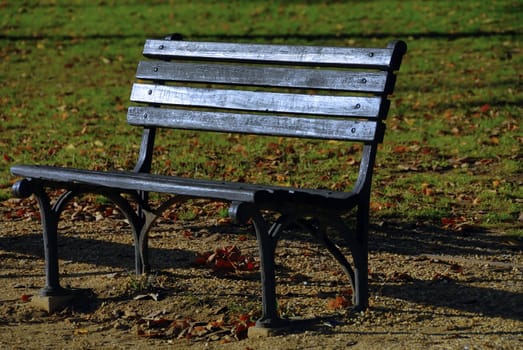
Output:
top-left (148, 89), bottom-right (153, 95)
top-left (159, 44), bottom-right (164, 49)
top-left (143, 113), bottom-right (148, 119)
top-left (351, 127), bottom-right (356, 133)
top-left (368, 52), bottom-right (374, 57)
top-left (355, 103), bottom-right (361, 109)
top-left (361, 78), bottom-right (367, 84)
top-left (153, 67), bottom-right (159, 72)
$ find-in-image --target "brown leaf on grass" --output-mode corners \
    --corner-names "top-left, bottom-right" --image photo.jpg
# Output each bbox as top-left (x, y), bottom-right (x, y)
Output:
top-left (192, 251), bottom-right (212, 266)
top-left (488, 136), bottom-right (500, 145)
top-left (441, 216), bottom-right (470, 231)
top-left (165, 319), bottom-right (192, 338)
top-left (207, 317), bottom-right (225, 328)
top-left (20, 294), bottom-right (32, 302)
top-left (393, 145), bottom-right (408, 153)
top-left (421, 182), bottom-right (434, 196)
top-left (192, 246), bottom-right (258, 273)
top-left (230, 313), bottom-right (256, 339)
top-left (137, 328), bottom-right (163, 338)
top-left (370, 201), bottom-right (393, 211)
top-left (136, 314), bottom-right (254, 342)
top-left (327, 295), bottom-right (351, 310)
top-left (191, 325), bottom-right (210, 337)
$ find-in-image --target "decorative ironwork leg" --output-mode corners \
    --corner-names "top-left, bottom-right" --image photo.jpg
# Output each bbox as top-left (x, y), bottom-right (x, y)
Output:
top-left (230, 200), bottom-right (278, 325)
top-left (250, 211), bottom-right (297, 328)
top-left (298, 218), bottom-right (356, 294)
top-left (251, 211), bottom-right (279, 327)
top-left (136, 210), bottom-right (156, 273)
top-left (99, 191), bottom-right (170, 274)
top-left (330, 211), bottom-right (369, 311)
top-left (353, 202), bottom-right (369, 311)
top-left (102, 192), bottom-right (144, 274)
top-left (32, 187), bottom-right (77, 296)
top-left (136, 195), bottom-right (192, 273)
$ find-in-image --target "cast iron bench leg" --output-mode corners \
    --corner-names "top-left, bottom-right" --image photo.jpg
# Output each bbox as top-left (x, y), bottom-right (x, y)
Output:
top-left (298, 218), bottom-right (357, 298)
top-left (250, 211), bottom-right (286, 328)
top-left (134, 195), bottom-right (193, 274)
top-left (353, 202), bottom-right (369, 311)
top-left (329, 210), bottom-right (369, 311)
top-left (101, 191), bottom-right (146, 275)
top-left (33, 188), bottom-right (77, 296)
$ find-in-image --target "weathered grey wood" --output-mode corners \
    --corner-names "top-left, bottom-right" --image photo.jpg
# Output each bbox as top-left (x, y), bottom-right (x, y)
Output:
top-left (10, 165), bottom-right (349, 202)
top-left (10, 165), bottom-right (255, 202)
top-left (136, 61), bottom-right (389, 93)
top-left (130, 83), bottom-right (383, 118)
top-left (143, 40), bottom-right (400, 69)
top-left (127, 106), bottom-right (380, 141)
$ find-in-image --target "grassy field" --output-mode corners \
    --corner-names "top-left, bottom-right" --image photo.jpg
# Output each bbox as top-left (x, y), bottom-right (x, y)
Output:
top-left (1, 0), bottom-right (521, 236)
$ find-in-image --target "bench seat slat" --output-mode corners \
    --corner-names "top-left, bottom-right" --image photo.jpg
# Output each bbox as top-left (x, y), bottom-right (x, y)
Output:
top-left (127, 106), bottom-right (379, 141)
top-left (143, 40), bottom-right (398, 69)
top-left (11, 165), bottom-right (256, 202)
top-left (136, 61), bottom-right (389, 93)
top-left (130, 83), bottom-right (382, 118)
top-left (10, 165), bottom-right (354, 205)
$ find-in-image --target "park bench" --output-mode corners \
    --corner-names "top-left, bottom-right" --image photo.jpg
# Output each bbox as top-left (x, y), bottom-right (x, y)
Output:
top-left (10, 36), bottom-right (407, 330)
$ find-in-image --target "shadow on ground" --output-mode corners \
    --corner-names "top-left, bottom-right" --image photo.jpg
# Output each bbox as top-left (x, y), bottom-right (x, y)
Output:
top-left (0, 217), bottom-right (521, 321)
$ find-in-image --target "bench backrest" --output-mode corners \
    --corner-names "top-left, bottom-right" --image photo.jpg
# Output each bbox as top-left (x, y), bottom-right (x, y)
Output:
top-left (128, 38), bottom-right (407, 181)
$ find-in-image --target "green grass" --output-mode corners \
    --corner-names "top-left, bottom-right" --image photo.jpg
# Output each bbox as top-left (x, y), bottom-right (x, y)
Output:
top-left (1, 0), bottom-right (521, 236)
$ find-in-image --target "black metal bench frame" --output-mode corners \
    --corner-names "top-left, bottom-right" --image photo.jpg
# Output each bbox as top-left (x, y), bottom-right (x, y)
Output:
top-left (11, 36), bottom-right (406, 329)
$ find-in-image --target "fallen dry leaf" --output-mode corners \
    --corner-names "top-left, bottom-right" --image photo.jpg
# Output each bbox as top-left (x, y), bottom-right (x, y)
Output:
top-left (327, 295), bottom-right (351, 310)
top-left (20, 294), bottom-right (32, 302)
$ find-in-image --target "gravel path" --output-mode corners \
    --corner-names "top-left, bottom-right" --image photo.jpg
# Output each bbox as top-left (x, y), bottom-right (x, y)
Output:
top-left (1, 208), bottom-right (521, 349)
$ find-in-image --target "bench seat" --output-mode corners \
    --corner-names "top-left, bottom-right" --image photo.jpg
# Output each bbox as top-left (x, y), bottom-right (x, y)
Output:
top-left (11, 164), bottom-right (358, 210)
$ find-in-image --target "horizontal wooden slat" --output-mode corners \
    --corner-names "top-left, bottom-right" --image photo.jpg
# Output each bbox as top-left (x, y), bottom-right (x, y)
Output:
top-left (136, 61), bottom-right (389, 93)
top-left (11, 165), bottom-right (352, 202)
top-left (10, 165), bottom-right (256, 202)
top-left (130, 83), bottom-right (382, 118)
top-left (143, 40), bottom-right (400, 69)
top-left (127, 106), bottom-right (380, 141)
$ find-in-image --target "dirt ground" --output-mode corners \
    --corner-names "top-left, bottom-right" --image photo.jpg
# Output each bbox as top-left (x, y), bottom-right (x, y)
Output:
top-left (0, 198), bottom-right (522, 349)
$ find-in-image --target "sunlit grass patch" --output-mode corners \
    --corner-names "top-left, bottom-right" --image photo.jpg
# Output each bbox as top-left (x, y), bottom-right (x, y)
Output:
top-left (1, 0), bottom-right (521, 234)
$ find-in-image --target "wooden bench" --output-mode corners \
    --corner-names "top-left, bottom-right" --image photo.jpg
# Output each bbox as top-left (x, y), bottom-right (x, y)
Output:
top-left (11, 36), bottom-right (406, 329)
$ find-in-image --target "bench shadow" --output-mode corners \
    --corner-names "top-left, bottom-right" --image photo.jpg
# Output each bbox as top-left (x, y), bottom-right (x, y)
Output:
top-left (368, 220), bottom-right (521, 257)
top-left (1, 218), bottom-right (521, 322)
top-left (276, 218), bottom-right (522, 322)
top-left (378, 278), bottom-right (523, 322)
top-left (370, 221), bottom-right (522, 321)
top-left (0, 231), bottom-right (195, 277)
